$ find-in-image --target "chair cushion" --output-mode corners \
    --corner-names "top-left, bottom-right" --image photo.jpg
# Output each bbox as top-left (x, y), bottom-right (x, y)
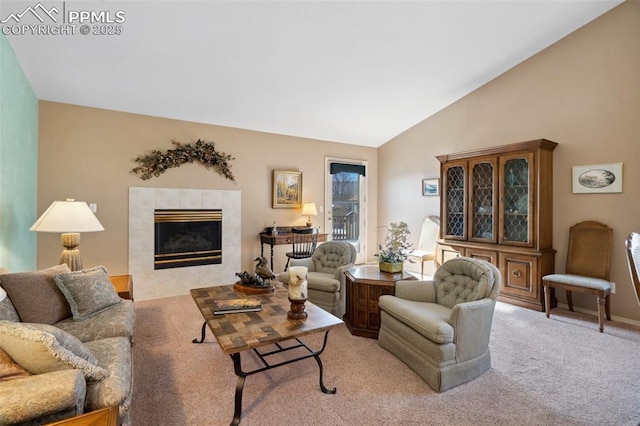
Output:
top-left (378, 296), bottom-right (454, 344)
top-left (409, 249), bottom-right (435, 260)
top-left (434, 258), bottom-right (494, 309)
top-left (307, 272), bottom-right (340, 293)
top-left (0, 264), bottom-right (72, 324)
top-left (543, 274), bottom-right (612, 291)
top-left (54, 266), bottom-right (122, 321)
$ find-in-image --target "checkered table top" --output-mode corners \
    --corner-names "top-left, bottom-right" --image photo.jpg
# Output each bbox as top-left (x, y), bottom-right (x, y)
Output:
top-left (190, 282), bottom-right (343, 354)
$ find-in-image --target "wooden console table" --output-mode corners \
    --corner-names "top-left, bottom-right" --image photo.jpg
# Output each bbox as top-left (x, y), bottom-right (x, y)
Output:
top-left (259, 227), bottom-right (327, 269)
top-left (343, 265), bottom-right (417, 339)
top-left (108, 275), bottom-right (133, 301)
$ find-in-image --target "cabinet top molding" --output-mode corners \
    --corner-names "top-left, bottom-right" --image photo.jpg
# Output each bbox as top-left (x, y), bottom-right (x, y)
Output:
top-left (435, 139), bottom-right (558, 163)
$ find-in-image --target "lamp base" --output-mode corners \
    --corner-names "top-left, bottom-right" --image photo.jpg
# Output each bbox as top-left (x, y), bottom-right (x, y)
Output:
top-left (60, 233), bottom-right (82, 271)
top-left (287, 298), bottom-right (308, 320)
top-left (306, 219), bottom-right (313, 227)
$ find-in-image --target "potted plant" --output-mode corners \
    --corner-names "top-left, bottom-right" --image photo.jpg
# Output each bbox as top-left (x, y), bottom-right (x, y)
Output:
top-left (375, 221), bottom-right (413, 273)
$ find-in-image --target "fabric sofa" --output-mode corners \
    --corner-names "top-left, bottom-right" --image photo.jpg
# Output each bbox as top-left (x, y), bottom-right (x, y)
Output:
top-left (0, 264), bottom-right (135, 425)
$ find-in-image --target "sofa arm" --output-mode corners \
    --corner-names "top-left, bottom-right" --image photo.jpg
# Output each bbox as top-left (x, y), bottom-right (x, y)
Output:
top-left (449, 298), bottom-right (496, 362)
top-left (0, 370), bottom-right (86, 425)
top-left (395, 280), bottom-right (436, 302)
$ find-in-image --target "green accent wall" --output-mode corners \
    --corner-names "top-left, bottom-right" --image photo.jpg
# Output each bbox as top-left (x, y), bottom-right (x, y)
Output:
top-left (0, 33), bottom-right (38, 271)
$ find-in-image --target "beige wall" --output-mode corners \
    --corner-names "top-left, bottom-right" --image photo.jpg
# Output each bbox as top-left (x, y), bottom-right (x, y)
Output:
top-left (379, 2), bottom-right (640, 320)
top-left (37, 103), bottom-right (378, 276)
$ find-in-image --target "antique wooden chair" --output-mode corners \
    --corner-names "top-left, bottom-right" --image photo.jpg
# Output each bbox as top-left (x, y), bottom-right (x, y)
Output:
top-left (542, 221), bottom-right (613, 332)
top-left (284, 227), bottom-right (319, 271)
top-left (625, 232), bottom-right (640, 308)
top-left (408, 216), bottom-right (440, 277)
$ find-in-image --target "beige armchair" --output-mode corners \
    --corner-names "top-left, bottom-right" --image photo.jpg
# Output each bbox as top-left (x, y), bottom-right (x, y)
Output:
top-left (279, 241), bottom-right (356, 318)
top-left (378, 257), bottom-right (501, 392)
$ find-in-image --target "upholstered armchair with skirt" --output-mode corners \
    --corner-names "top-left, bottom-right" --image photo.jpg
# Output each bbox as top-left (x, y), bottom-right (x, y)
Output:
top-left (279, 241), bottom-right (356, 318)
top-left (378, 257), bottom-right (502, 392)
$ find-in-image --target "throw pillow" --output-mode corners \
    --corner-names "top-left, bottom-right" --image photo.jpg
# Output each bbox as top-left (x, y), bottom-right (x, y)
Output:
top-left (0, 320), bottom-right (108, 381)
top-left (54, 266), bottom-right (122, 321)
top-left (0, 348), bottom-right (32, 381)
top-left (0, 264), bottom-right (72, 324)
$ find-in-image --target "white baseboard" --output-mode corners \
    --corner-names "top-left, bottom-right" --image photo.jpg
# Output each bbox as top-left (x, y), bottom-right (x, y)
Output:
top-left (555, 302), bottom-right (640, 327)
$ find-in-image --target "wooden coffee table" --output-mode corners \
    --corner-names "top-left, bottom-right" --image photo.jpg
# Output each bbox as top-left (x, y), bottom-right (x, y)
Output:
top-left (190, 282), bottom-right (343, 425)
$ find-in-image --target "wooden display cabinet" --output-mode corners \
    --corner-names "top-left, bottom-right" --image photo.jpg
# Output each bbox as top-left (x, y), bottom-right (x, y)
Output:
top-left (436, 139), bottom-right (558, 311)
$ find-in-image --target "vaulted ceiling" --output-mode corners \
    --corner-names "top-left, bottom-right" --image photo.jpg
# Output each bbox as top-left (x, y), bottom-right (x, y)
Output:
top-left (2, 1), bottom-right (623, 147)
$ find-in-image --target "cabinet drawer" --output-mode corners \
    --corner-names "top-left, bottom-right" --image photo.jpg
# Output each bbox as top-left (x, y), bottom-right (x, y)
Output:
top-left (499, 253), bottom-right (538, 299)
top-left (466, 248), bottom-right (497, 264)
top-left (436, 243), bottom-right (463, 266)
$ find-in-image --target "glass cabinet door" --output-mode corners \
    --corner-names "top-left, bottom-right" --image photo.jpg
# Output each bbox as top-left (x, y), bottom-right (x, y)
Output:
top-left (500, 153), bottom-right (534, 246)
top-left (442, 162), bottom-right (466, 240)
top-left (469, 159), bottom-right (496, 242)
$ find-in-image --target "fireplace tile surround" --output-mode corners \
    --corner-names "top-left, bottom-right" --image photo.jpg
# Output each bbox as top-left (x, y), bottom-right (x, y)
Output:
top-left (129, 187), bottom-right (241, 301)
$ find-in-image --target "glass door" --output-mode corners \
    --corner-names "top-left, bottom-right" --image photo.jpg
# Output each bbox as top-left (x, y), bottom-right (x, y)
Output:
top-left (442, 161), bottom-right (467, 240)
top-left (469, 158), bottom-right (497, 243)
top-left (325, 158), bottom-right (366, 264)
top-left (500, 153), bottom-right (534, 246)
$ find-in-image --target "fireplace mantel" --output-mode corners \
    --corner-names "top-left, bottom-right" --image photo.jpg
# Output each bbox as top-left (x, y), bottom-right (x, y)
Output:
top-left (129, 187), bottom-right (241, 301)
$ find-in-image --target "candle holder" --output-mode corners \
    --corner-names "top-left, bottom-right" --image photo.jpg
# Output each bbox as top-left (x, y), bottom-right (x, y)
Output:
top-left (287, 297), bottom-right (308, 320)
top-left (287, 266), bottom-right (308, 320)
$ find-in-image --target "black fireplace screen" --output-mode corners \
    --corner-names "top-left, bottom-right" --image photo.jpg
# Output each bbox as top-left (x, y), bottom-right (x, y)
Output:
top-left (154, 209), bottom-right (222, 270)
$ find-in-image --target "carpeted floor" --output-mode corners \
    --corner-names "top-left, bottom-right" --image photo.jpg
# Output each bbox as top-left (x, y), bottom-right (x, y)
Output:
top-left (131, 294), bottom-right (640, 426)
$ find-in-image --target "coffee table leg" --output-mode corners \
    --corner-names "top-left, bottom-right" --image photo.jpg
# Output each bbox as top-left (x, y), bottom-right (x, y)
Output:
top-left (227, 331), bottom-right (336, 424)
top-left (192, 321), bottom-right (207, 344)
top-left (230, 353), bottom-right (246, 426)
top-left (314, 330), bottom-right (337, 394)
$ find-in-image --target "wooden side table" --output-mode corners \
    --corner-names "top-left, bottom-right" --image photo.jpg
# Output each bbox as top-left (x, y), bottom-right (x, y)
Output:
top-left (343, 265), bottom-right (417, 339)
top-left (108, 275), bottom-right (134, 301)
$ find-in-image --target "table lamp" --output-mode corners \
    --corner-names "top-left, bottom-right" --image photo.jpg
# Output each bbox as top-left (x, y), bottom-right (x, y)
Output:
top-left (301, 202), bottom-right (318, 227)
top-left (30, 199), bottom-right (104, 271)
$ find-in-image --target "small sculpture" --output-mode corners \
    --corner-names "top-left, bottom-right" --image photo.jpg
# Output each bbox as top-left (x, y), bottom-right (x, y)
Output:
top-left (254, 256), bottom-right (277, 284)
top-left (235, 271), bottom-right (265, 287)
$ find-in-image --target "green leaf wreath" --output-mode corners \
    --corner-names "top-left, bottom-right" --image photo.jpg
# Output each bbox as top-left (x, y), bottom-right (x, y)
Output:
top-left (132, 139), bottom-right (235, 182)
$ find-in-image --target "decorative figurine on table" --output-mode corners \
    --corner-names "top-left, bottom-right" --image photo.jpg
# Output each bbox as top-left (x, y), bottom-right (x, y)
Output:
top-left (235, 271), bottom-right (264, 286)
top-left (233, 257), bottom-right (276, 294)
top-left (254, 256), bottom-right (277, 284)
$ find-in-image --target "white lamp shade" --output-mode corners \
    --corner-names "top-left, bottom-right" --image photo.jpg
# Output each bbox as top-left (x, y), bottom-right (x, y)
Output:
top-left (30, 200), bottom-right (104, 233)
top-left (301, 202), bottom-right (318, 217)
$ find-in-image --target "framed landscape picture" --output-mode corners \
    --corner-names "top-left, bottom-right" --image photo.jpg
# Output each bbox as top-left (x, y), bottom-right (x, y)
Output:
top-left (422, 178), bottom-right (439, 196)
top-left (572, 162), bottom-right (623, 194)
top-left (273, 170), bottom-right (302, 208)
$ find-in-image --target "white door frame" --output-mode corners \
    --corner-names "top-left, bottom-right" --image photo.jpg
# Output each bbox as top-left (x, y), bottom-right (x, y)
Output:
top-left (324, 157), bottom-right (367, 264)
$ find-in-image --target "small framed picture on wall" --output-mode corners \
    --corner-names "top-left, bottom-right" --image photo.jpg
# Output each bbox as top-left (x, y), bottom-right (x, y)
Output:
top-left (572, 162), bottom-right (623, 194)
top-left (273, 170), bottom-right (302, 208)
top-left (422, 178), bottom-right (439, 196)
